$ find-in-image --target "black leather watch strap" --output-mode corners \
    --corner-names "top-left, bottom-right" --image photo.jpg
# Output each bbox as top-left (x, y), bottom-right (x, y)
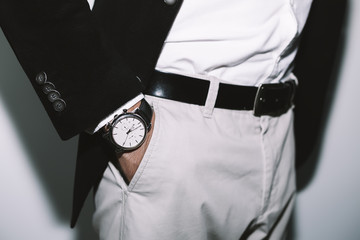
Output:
top-left (135, 99), bottom-right (153, 129)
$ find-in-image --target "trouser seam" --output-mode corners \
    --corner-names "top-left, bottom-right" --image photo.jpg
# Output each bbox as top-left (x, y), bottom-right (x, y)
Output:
top-left (259, 116), bottom-right (270, 217)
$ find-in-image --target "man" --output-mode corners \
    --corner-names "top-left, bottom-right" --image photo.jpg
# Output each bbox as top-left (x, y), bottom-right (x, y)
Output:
top-left (0, 0), bottom-right (313, 239)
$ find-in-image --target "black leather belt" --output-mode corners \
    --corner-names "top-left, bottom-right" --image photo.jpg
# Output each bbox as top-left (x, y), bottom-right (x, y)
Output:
top-left (145, 71), bottom-right (296, 117)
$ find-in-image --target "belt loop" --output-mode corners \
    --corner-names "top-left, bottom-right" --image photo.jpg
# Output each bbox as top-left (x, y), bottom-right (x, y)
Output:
top-left (203, 76), bottom-right (220, 118)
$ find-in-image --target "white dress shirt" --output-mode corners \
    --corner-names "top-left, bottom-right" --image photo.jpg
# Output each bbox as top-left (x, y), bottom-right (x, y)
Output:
top-left (92, 0), bottom-right (313, 132)
top-left (156, 0), bottom-right (313, 86)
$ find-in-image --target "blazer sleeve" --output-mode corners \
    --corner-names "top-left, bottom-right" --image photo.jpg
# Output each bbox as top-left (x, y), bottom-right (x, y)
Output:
top-left (0, 0), bottom-right (143, 140)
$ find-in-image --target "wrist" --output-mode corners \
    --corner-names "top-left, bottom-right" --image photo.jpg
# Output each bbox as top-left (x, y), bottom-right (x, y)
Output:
top-left (127, 100), bottom-right (142, 112)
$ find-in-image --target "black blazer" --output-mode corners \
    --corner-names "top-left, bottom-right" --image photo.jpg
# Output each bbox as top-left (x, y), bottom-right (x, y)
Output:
top-left (0, 0), bottom-right (347, 227)
top-left (0, 0), bottom-right (184, 227)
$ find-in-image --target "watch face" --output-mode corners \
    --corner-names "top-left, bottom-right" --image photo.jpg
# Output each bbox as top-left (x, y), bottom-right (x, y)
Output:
top-left (111, 114), bottom-right (147, 150)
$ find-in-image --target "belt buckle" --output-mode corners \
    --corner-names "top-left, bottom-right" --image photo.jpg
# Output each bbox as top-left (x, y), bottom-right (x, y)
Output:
top-left (253, 80), bottom-right (296, 117)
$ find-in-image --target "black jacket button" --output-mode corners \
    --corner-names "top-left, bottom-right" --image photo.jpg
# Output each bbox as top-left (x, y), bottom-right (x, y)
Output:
top-left (164, 0), bottom-right (177, 5)
top-left (53, 99), bottom-right (66, 112)
top-left (47, 90), bottom-right (61, 102)
top-left (42, 82), bottom-right (56, 94)
top-left (35, 72), bottom-right (47, 85)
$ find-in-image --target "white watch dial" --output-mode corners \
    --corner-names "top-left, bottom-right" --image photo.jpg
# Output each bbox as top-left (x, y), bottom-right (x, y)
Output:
top-left (111, 115), bottom-right (146, 150)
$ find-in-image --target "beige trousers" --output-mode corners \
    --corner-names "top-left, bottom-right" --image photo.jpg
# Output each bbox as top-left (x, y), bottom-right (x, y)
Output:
top-left (93, 90), bottom-right (296, 240)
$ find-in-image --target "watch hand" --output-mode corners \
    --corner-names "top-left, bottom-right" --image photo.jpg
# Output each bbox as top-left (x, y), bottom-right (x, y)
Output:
top-left (123, 131), bottom-right (130, 145)
top-left (129, 125), bottom-right (142, 133)
top-left (126, 123), bottom-right (135, 135)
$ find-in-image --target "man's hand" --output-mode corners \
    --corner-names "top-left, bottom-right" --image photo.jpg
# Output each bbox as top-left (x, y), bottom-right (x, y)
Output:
top-left (116, 101), bottom-right (155, 184)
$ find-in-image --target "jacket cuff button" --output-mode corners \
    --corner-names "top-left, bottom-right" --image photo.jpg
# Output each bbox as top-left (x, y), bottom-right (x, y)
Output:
top-left (47, 90), bottom-right (61, 102)
top-left (53, 99), bottom-right (66, 112)
top-left (164, 0), bottom-right (177, 5)
top-left (35, 72), bottom-right (47, 85)
top-left (42, 82), bottom-right (56, 94)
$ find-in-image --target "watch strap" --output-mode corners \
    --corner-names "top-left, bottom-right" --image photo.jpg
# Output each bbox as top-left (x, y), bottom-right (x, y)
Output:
top-left (135, 99), bottom-right (153, 129)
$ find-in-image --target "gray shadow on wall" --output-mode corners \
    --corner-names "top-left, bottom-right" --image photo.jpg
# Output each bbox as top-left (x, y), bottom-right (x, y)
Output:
top-left (293, 0), bottom-right (349, 194)
top-left (289, 0), bottom-right (349, 238)
top-left (0, 29), bottom-right (97, 240)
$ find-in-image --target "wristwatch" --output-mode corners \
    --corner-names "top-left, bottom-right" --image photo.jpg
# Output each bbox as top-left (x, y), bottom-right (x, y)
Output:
top-left (102, 99), bottom-right (153, 153)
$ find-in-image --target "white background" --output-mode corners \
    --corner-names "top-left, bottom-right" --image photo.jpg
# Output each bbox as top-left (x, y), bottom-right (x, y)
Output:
top-left (0, 1), bottom-right (359, 239)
